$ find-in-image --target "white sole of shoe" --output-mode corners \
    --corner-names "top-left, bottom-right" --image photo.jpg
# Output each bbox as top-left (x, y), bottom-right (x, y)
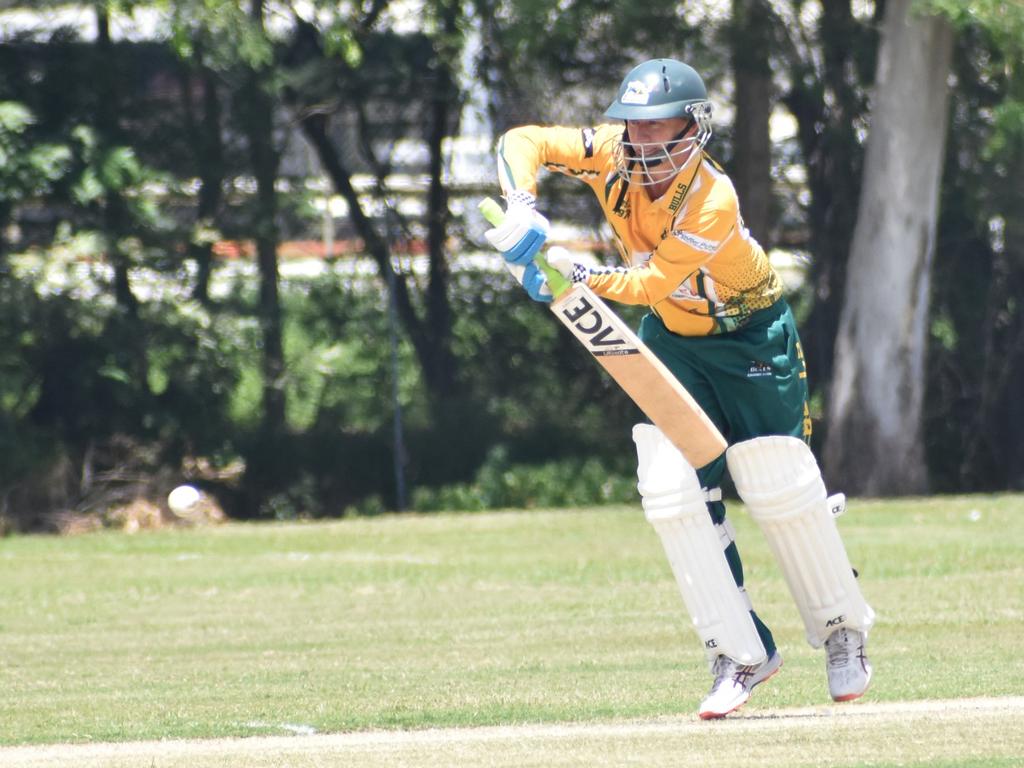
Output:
top-left (699, 696), bottom-right (750, 720)
top-left (832, 665), bottom-right (873, 703)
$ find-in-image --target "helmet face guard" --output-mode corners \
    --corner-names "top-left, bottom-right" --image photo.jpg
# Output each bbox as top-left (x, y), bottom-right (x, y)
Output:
top-left (614, 102), bottom-right (713, 187)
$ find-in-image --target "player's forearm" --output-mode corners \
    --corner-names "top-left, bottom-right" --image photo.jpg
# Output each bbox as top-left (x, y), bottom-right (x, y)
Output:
top-left (585, 260), bottom-right (692, 308)
top-left (496, 128), bottom-right (544, 197)
top-left (497, 124), bottom-right (603, 197)
top-left (585, 269), bottom-right (659, 306)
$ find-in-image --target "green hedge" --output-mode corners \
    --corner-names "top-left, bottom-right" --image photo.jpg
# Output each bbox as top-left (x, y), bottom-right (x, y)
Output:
top-left (406, 445), bottom-right (638, 513)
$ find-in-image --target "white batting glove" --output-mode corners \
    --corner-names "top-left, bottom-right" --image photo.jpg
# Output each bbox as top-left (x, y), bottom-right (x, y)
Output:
top-left (484, 193), bottom-right (550, 265)
top-left (545, 246), bottom-right (589, 284)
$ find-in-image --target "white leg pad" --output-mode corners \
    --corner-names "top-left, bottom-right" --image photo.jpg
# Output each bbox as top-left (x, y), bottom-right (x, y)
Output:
top-left (726, 436), bottom-right (875, 648)
top-left (633, 424), bottom-right (767, 665)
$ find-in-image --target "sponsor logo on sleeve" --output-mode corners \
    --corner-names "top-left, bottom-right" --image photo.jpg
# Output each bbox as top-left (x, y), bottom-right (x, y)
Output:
top-left (582, 127), bottom-right (595, 158)
top-left (672, 229), bottom-right (720, 254)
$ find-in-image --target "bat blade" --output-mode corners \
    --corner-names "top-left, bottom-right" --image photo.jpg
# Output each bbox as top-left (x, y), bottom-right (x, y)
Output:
top-left (551, 283), bottom-right (727, 468)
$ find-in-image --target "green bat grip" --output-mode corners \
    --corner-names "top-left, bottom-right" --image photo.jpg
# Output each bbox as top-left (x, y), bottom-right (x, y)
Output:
top-left (478, 198), bottom-right (571, 298)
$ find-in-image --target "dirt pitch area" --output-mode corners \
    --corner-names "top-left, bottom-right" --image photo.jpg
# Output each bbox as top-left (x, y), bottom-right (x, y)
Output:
top-left (3, 696), bottom-right (1022, 768)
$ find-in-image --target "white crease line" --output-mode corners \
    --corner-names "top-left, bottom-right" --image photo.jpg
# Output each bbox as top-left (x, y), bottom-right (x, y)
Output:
top-left (4, 696), bottom-right (1023, 759)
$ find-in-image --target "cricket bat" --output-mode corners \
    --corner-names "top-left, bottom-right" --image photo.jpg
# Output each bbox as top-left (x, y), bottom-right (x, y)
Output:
top-left (479, 198), bottom-right (727, 468)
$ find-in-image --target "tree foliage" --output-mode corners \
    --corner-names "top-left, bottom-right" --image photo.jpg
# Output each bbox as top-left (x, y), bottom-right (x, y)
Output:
top-left (0, 0), bottom-right (1020, 530)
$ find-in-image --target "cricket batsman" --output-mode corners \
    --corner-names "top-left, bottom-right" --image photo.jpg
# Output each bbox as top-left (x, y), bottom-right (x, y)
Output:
top-left (483, 58), bottom-right (875, 718)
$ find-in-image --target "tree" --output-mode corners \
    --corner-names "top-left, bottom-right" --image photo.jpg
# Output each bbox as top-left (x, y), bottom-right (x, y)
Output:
top-left (161, 0), bottom-right (299, 512)
top-left (923, 0), bottom-right (1024, 489)
top-left (824, 0), bottom-right (955, 494)
top-left (238, 0), bottom-right (286, 437)
top-left (177, 43), bottom-right (227, 305)
top-left (728, 0), bottom-right (774, 243)
top-left (0, 103), bottom-right (71, 265)
top-left (283, 4), bottom-right (466, 407)
top-left (773, 0), bottom-right (877, 402)
top-left (93, 2), bottom-right (140, 313)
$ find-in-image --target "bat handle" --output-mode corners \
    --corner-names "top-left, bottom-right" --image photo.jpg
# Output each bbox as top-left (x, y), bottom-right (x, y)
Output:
top-left (534, 253), bottom-right (571, 297)
top-left (478, 197), bottom-right (505, 226)
top-left (477, 198), bottom-right (571, 299)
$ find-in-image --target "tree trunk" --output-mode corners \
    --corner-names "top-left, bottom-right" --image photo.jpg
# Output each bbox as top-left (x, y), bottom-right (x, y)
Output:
top-left (180, 56), bottom-right (225, 306)
top-left (730, 0), bottom-right (773, 245)
top-left (780, 0), bottom-right (872, 412)
top-left (298, 112), bottom-right (457, 401)
top-left (95, 4), bottom-right (138, 315)
top-left (422, 0), bottom-right (460, 397)
top-left (243, 0), bottom-right (286, 434)
top-left (824, 0), bottom-right (955, 495)
top-left (283, 14), bottom-right (464, 406)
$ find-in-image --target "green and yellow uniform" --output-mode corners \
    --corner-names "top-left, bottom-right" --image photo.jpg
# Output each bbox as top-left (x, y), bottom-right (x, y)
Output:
top-left (497, 122), bottom-right (809, 444)
top-left (497, 123), bottom-right (813, 658)
top-left (498, 124), bottom-right (783, 336)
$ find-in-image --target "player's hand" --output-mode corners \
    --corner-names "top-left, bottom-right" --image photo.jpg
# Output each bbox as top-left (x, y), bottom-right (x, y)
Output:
top-left (504, 247), bottom-right (583, 304)
top-left (484, 196), bottom-right (550, 265)
top-left (505, 261), bottom-right (553, 303)
top-left (544, 246), bottom-right (583, 282)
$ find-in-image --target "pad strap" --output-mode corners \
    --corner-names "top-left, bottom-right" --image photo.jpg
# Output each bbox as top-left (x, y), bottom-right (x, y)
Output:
top-left (715, 518), bottom-right (736, 549)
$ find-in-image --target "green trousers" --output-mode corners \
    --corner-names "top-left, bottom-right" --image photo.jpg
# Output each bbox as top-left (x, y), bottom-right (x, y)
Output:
top-left (638, 299), bottom-right (810, 659)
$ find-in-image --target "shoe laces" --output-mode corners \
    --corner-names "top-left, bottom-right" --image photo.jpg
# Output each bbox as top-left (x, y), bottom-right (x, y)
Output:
top-left (710, 655), bottom-right (755, 689)
top-left (711, 654), bottom-right (735, 678)
top-left (709, 655), bottom-right (733, 690)
top-left (826, 629), bottom-right (858, 669)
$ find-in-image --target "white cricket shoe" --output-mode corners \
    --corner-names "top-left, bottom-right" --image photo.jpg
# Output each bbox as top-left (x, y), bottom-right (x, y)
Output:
top-left (698, 650), bottom-right (783, 720)
top-left (825, 627), bottom-right (872, 702)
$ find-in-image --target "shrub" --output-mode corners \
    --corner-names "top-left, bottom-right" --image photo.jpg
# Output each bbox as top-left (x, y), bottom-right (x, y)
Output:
top-left (409, 445), bottom-right (638, 513)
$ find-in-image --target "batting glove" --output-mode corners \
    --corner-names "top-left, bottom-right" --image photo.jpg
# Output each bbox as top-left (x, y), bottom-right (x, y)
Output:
top-left (544, 246), bottom-right (587, 283)
top-left (484, 193), bottom-right (550, 266)
top-left (504, 247), bottom-right (582, 304)
top-left (505, 261), bottom-right (553, 303)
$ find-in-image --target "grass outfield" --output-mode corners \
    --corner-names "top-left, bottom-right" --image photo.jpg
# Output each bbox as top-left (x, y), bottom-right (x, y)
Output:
top-left (0, 494), bottom-right (1022, 766)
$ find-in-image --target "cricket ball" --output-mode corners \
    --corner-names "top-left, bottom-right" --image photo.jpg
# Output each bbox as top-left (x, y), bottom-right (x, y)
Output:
top-left (167, 484), bottom-right (201, 515)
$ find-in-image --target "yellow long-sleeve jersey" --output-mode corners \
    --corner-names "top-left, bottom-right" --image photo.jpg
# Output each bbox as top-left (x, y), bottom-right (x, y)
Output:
top-left (497, 124), bottom-right (783, 336)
